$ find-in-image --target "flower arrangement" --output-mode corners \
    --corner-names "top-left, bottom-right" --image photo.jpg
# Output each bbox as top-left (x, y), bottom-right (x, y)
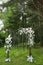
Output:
top-left (4, 34), bottom-right (12, 62)
top-left (18, 27), bottom-right (35, 62)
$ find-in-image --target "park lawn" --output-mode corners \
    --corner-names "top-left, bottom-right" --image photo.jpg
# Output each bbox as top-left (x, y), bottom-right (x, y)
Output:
top-left (0, 47), bottom-right (43, 65)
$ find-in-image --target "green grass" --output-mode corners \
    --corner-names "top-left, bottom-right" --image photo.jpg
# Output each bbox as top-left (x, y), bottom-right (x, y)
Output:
top-left (0, 47), bottom-right (43, 65)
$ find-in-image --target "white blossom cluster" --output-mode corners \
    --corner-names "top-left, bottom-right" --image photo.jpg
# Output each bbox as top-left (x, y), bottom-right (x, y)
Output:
top-left (4, 34), bottom-right (12, 62)
top-left (0, 19), bottom-right (6, 34)
top-left (27, 55), bottom-right (34, 62)
top-left (0, 0), bottom-right (10, 4)
top-left (18, 27), bottom-right (29, 35)
top-left (19, 27), bottom-right (34, 34)
top-left (4, 34), bottom-right (12, 53)
top-left (27, 28), bottom-right (35, 46)
top-left (0, 19), bottom-right (4, 30)
top-left (18, 27), bottom-right (35, 46)
top-left (0, 0), bottom-right (7, 12)
top-left (5, 34), bottom-right (12, 44)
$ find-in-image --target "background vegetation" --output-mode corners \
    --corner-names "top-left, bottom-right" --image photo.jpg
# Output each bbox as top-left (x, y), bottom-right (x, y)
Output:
top-left (0, 0), bottom-right (43, 47)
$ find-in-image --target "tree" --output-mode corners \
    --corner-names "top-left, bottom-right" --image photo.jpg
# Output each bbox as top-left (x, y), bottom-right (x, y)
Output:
top-left (0, 0), bottom-right (43, 46)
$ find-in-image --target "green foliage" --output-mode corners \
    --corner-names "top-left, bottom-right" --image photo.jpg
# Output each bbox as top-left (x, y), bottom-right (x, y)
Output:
top-left (0, 33), bottom-right (5, 47)
top-left (34, 42), bottom-right (40, 48)
top-left (0, 0), bottom-right (43, 46)
top-left (0, 31), bottom-right (9, 47)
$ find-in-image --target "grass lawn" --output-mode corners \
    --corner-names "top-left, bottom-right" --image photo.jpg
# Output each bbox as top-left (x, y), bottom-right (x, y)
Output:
top-left (0, 47), bottom-right (43, 65)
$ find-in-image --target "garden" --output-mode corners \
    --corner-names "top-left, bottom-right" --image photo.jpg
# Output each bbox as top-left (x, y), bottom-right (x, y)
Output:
top-left (0, 0), bottom-right (43, 65)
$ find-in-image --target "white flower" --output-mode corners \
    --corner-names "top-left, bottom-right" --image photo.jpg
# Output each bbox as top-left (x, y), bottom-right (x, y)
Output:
top-left (27, 55), bottom-right (33, 62)
top-left (20, 32), bottom-right (22, 35)
top-left (19, 30), bottom-right (23, 35)
top-left (9, 44), bottom-right (12, 47)
top-left (0, 1), bottom-right (3, 4)
top-left (0, 19), bottom-right (4, 30)
top-left (5, 58), bottom-right (11, 62)
top-left (24, 1), bottom-right (28, 5)
top-left (4, 45), bottom-right (6, 48)
top-left (23, 12), bottom-right (27, 15)
top-left (2, 7), bottom-right (7, 12)
top-left (2, 30), bottom-right (6, 33)
top-left (5, 34), bottom-right (12, 44)
top-left (26, 28), bottom-right (29, 31)
top-left (5, 40), bottom-right (9, 44)
top-left (20, 16), bottom-right (23, 21)
top-left (18, 27), bottom-right (35, 46)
